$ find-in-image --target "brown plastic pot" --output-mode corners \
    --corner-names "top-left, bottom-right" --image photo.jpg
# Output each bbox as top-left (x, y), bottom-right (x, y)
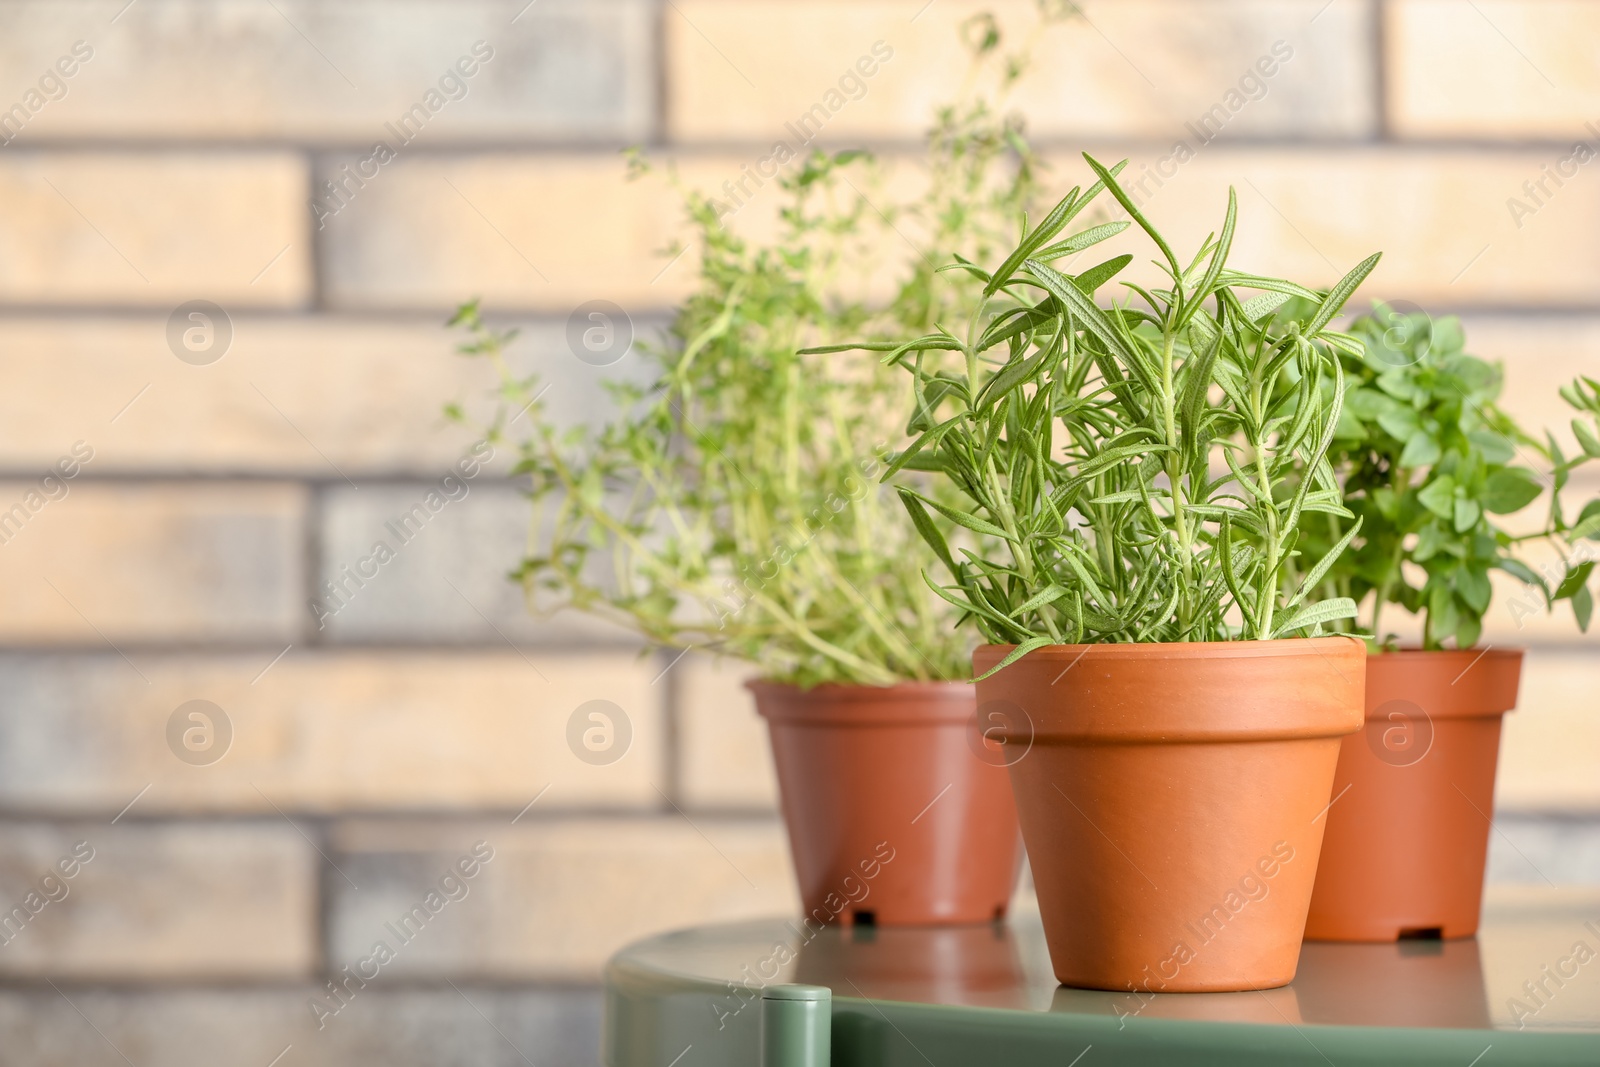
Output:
top-left (974, 637), bottom-right (1365, 992)
top-left (749, 681), bottom-right (1023, 926)
top-left (1304, 648), bottom-right (1524, 942)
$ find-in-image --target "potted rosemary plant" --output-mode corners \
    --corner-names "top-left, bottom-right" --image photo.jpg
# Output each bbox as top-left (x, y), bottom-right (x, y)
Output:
top-left (824, 153), bottom-right (1379, 991)
top-left (450, 91), bottom-right (1066, 925)
top-left (1297, 306), bottom-right (1600, 941)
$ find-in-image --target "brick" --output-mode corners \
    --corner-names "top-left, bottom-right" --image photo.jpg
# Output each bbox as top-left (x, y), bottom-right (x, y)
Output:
top-left (321, 151), bottom-right (696, 312)
top-left (1487, 814), bottom-right (1600, 884)
top-left (0, 821), bottom-right (313, 978)
top-left (1498, 649), bottom-right (1600, 812)
top-left (317, 482), bottom-right (639, 645)
top-left (325, 146), bottom-right (1600, 313)
top-left (1058, 146), bottom-right (1600, 307)
top-left (0, 314), bottom-right (655, 476)
top-left (0, 986), bottom-right (600, 1067)
top-left (327, 817), bottom-right (795, 979)
top-left (0, 481), bottom-right (304, 644)
top-left (678, 654), bottom-right (778, 810)
top-left (1460, 315), bottom-right (1600, 440)
top-left (0, 153), bottom-right (309, 307)
top-left (666, 0), bottom-right (1374, 144)
top-left (0, 1), bottom-right (652, 145)
top-left (1387, 1), bottom-right (1600, 139)
top-left (0, 651), bottom-right (664, 815)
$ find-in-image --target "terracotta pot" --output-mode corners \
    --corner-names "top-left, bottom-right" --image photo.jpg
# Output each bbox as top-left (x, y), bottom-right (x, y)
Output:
top-left (973, 637), bottom-right (1365, 992)
top-left (1304, 648), bottom-right (1524, 942)
top-left (749, 681), bottom-right (1022, 926)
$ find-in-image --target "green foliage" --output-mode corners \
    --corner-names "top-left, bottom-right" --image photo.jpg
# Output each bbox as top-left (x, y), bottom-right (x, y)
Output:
top-left (821, 153), bottom-right (1378, 675)
top-left (1297, 305), bottom-right (1600, 648)
top-left (449, 28), bottom-right (1065, 686)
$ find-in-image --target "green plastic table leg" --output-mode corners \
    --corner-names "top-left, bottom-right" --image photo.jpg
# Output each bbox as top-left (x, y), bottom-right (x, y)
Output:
top-left (761, 984), bottom-right (831, 1067)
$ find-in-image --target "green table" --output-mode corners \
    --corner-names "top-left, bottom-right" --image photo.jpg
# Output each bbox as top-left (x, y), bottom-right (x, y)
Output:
top-left (605, 887), bottom-right (1600, 1066)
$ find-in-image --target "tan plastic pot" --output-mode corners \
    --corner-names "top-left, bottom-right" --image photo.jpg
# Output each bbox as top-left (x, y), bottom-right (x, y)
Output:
top-left (749, 681), bottom-right (1023, 927)
top-left (974, 637), bottom-right (1365, 992)
top-left (1304, 648), bottom-right (1524, 942)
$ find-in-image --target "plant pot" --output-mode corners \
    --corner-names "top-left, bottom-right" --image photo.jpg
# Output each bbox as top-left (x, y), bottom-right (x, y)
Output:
top-left (973, 637), bottom-right (1365, 992)
top-left (749, 680), bottom-right (1022, 927)
top-left (1304, 648), bottom-right (1524, 942)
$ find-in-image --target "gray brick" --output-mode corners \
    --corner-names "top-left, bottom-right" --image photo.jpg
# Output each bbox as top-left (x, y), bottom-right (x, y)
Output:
top-left (326, 817), bottom-right (796, 980)
top-left (0, 821), bottom-right (315, 978)
top-left (1489, 813), bottom-right (1600, 885)
top-left (0, 986), bottom-right (600, 1067)
top-left (0, 0), bottom-right (653, 145)
top-left (317, 481), bottom-right (637, 645)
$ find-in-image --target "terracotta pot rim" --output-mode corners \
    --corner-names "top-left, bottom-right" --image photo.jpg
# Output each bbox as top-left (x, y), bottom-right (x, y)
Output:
top-left (974, 636), bottom-right (1365, 743)
top-left (1361, 647), bottom-right (1525, 721)
top-left (1366, 646), bottom-right (1526, 661)
top-left (747, 678), bottom-right (975, 726)
top-left (974, 635), bottom-right (1364, 666)
top-left (746, 679), bottom-right (969, 697)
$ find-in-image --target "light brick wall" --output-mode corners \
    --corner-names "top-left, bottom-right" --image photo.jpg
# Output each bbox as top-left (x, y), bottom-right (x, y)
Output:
top-left (0, 2), bottom-right (1597, 1064)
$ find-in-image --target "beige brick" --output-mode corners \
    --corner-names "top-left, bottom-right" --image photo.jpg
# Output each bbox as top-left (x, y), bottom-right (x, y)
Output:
top-left (0, 315), bottom-right (654, 475)
top-left (326, 817), bottom-right (795, 979)
top-left (1055, 146), bottom-right (1600, 307)
top-left (0, 482), bottom-right (304, 643)
top-left (0, 651), bottom-right (664, 814)
top-left (666, 0), bottom-right (1374, 143)
top-left (0, 153), bottom-right (309, 307)
top-left (0, 0), bottom-right (653, 144)
top-left (0, 822), bottom-right (314, 978)
top-left (1498, 649), bottom-right (1600, 811)
top-left (678, 654), bottom-right (778, 810)
top-left (1388, 0), bottom-right (1600, 138)
top-left (1461, 315), bottom-right (1600, 443)
top-left (321, 152), bottom-right (690, 311)
top-left (326, 145), bottom-right (1600, 312)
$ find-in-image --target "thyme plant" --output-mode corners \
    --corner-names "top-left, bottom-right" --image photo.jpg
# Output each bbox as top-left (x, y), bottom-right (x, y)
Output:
top-left (1298, 305), bottom-right (1600, 648)
top-left (450, 29), bottom-right (1062, 686)
top-left (819, 154), bottom-right (1380, 674)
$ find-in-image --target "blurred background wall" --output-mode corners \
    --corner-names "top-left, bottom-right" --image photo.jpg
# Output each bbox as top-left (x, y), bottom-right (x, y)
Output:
top-left (0, 1), bottom-right (1595, 1064)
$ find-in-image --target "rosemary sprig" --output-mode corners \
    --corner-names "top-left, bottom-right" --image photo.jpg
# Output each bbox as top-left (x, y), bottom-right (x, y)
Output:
top-left (823, 153), bottom-right (1379, 675)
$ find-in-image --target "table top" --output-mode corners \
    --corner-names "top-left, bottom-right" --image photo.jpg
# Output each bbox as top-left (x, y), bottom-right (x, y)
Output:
top-left (605, 887), bottom-right (1600, 1066)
